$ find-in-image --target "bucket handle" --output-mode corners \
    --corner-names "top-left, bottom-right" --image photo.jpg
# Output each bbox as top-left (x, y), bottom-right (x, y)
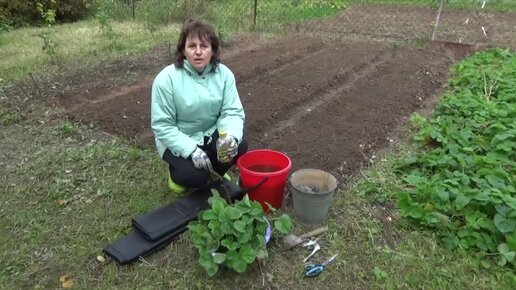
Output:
top-left (207, 172), bottom-right (268, 198)
top-left (238, 176), bottom-right (269, 195)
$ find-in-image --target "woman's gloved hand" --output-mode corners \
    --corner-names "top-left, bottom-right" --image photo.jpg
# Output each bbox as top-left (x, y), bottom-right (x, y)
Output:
top-left (191, 147), bottom-right (212, 172)
top-left (226, 136), bottom-right (238, 158)
top-left (217, 136), bottom-right (238, 163)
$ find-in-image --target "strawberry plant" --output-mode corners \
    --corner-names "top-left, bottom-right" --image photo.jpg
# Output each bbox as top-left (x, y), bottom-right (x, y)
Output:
top-left (396, 48), bottom-right (515, 267)
top-left (188, 193), bottom-right (292, 276)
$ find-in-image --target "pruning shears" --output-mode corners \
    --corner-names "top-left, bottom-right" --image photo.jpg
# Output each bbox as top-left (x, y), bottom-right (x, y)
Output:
top-left (304, 253), bottom-right (338, 277)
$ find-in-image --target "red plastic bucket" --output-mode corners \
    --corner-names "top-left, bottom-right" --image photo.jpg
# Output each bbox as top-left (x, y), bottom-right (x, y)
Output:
top-left (237, 149), bottom-right (292, 212)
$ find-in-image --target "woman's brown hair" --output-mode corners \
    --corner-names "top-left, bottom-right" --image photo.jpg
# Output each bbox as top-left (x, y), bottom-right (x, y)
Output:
top-left (174, 19), bottom-right (220, 72)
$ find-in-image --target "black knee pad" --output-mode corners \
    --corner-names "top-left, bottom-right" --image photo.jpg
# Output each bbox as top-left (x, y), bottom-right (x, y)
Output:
top-left (170, 165), bottom-right (211, 188)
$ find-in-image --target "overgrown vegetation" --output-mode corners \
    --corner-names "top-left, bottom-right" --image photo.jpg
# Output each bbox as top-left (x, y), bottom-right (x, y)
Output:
top-left (2, 0), bottom-right (515, 33)
top-left (0, 0), bottom-right (96, 29)
top-left (395, 48), bottom-right (516, 267)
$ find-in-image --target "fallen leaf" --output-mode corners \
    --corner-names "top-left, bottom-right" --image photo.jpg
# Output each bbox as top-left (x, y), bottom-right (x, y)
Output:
top-left (59, 274), bottom-right (73, 288)
top-left (96, 255), bottom-right (106, 263)
top-left (58, 200), bottom-right (67, 206)
top-left (62, 279), bottom-right (73, 288)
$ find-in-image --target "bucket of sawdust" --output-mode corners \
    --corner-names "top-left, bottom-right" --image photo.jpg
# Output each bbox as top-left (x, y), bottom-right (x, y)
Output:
top-left (237, 149), bottom-right (292, 212)
top-left (290, 169), bottom-right (338, 225)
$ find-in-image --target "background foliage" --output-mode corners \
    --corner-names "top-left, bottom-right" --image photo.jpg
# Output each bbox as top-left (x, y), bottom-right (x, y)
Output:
top-left (0, 0), bottom-right (96, 29)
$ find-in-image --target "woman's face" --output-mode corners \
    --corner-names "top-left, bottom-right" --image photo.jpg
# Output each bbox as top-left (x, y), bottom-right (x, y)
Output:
top-left (184, 35), bottom-right (213, 72)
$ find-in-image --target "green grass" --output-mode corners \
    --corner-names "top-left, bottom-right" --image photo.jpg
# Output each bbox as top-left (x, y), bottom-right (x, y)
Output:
top-left (2, 0), bottom-right (516, 82)
top-left (2, 100), bottom-right (514, 288)
top-left (445, 0), bottom-right (516, 11)
top-left (0, 106), bottom-right (168, 288)
top-left (0, 19), bottom-right (179, 82)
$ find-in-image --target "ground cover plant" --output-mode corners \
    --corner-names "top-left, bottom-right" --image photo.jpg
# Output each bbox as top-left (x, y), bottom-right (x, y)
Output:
top-left (396, 48), bottom-right (516, 267)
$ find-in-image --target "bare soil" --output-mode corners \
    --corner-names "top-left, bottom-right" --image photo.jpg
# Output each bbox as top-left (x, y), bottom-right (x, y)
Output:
top-left (55, 36), bottom-right (475, 181)
top-left (32, 5), bottom-right (510, 182)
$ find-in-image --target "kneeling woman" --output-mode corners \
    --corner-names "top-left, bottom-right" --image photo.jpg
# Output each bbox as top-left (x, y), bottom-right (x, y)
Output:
top-left (151, 19), bottom-right (247, 193)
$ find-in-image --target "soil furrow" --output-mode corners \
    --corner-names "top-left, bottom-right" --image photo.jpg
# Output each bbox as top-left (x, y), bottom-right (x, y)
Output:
top-left (68, 88), bottom-right (151, 138)
top-left (261, 47), bottom-right (453, 176)
top-left (225, 36), bottom-right (327, 84)
top-left (67, 79), bottom-right (152, 113)
top-left (41, 4), bottom-right (503, 198)
top-left (241, 41), bottom-right (388, 138)
top-left (253, 48), bottom-right (395, 146)
top-left (67, 37), bottom-right (328, 135)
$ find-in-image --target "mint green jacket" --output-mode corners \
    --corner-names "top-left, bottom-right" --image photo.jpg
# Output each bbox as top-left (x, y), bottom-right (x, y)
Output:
top-left (151, 60), bottom-right (245, 159)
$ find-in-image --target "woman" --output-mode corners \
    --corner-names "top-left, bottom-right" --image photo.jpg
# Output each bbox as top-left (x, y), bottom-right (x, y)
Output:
top-left (151, 19), bottom-right (247, 194)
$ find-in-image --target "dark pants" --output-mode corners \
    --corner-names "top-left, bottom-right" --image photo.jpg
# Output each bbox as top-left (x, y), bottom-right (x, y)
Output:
top-left (162, 130), bottom-right (248, 188)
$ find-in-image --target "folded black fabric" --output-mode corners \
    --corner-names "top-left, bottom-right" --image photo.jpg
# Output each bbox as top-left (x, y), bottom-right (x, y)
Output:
top-left (103, 227), bottom-right (185, 265)
top-left (132, 179), bottom-right (243, 242)
top-left (102, 179), bottom-right (246, 265)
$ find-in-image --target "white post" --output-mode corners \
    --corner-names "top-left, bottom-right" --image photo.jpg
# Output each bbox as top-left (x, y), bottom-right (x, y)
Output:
top-left (431, 0), bottom-right (445, 41)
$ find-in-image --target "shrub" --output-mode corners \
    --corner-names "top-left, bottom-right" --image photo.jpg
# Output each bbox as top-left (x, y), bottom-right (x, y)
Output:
top-left (0, 0), bottom-right (96, 27)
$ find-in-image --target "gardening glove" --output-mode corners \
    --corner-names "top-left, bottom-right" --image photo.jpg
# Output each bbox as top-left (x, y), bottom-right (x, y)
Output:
top-left (217, 135), bottom-right (238, 163)
top-left (225, 136), bottom-right (238, 159)
top-left (191, 147), bottom-right (213, 172)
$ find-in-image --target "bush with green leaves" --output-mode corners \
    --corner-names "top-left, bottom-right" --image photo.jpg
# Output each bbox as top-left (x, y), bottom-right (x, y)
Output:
top-left (188, 193), bottom-right (292, 276)
top-left (1, 0), bottom-right (96, 28)
top-left (396, 48), bottom-right (515, 267)
top-left (36, 3), bottom-right (59, 65)
top-left (96, 0), bottom-right (119, 50)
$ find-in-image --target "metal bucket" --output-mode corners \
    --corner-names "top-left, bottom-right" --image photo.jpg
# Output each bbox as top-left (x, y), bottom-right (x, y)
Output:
top-left (290, 169), bottom-right (338, 225)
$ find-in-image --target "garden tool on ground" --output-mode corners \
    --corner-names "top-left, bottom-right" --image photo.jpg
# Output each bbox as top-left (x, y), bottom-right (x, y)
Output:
top-left (302, 239), bottom-right (321, 263)
top-left (283, 226), bottom-right (328, 250)
top-left (304, 253), bottom-right (338, 277)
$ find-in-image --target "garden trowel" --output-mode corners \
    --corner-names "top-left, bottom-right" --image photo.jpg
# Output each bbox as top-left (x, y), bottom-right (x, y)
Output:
top-left (283, 226), bottom-right (328, 250)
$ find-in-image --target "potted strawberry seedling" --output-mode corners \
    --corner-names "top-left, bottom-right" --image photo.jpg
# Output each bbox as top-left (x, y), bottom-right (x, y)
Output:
top-left (188, 193), bottom-right (292, 276)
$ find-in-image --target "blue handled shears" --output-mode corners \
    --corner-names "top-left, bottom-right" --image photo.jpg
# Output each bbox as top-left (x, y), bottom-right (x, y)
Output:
top-left (304, 253), bottom-right (338, 277)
